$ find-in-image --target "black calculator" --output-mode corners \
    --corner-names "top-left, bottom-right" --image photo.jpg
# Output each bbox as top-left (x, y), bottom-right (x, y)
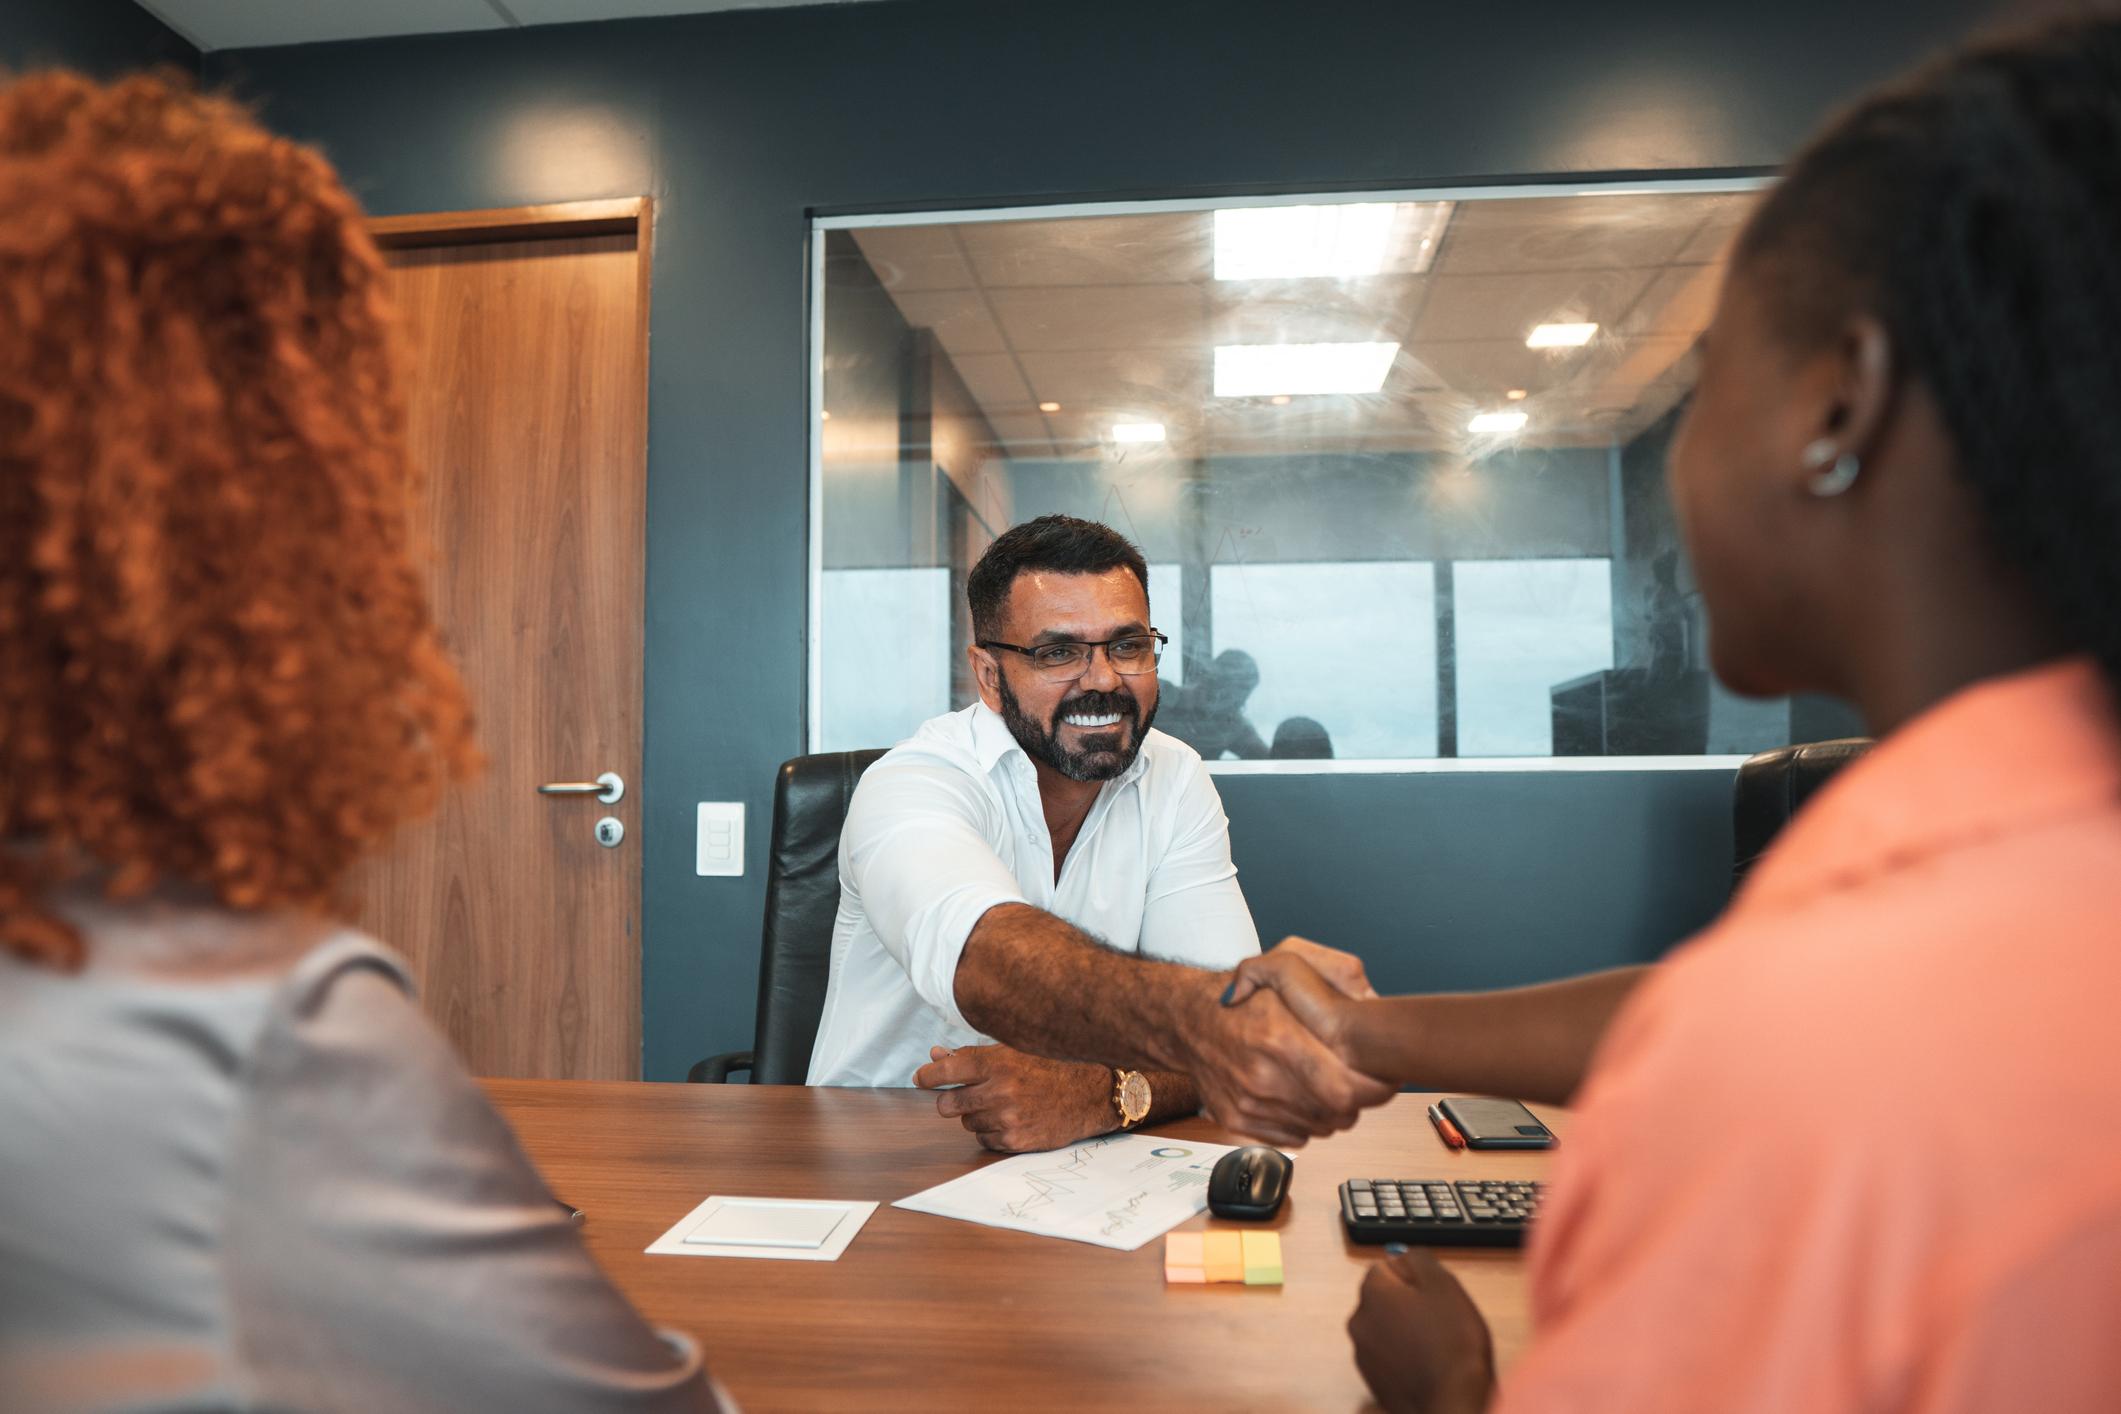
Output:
top-left (1339, 1178), bottom-right (1546, 1247)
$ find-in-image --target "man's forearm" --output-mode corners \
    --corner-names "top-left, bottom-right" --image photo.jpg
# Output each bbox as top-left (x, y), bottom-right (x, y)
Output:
top-left (1139, 1071), bottom-right (1200, 1127)
top-left (1340, 965), bottom-right (1650, 1106)
top-left (954, 903), bottom-right (1220, 1075)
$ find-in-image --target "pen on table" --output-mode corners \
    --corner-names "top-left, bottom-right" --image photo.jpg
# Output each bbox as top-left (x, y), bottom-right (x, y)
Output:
top-left (1427, 1103), bottom-right (1465, 1151)
top-left (555, 1198), bottom-right (586, 1224)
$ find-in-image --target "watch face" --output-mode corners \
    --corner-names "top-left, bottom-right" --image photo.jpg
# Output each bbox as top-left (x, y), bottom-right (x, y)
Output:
top-left (1118, 1070), bottom-right (1152, 1123)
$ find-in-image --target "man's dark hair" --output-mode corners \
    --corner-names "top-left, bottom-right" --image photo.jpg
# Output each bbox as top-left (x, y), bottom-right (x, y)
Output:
top-left (1733, 16), bottom-right (2121, 690)
top-left (967, 515), bottom-right (1149, 641)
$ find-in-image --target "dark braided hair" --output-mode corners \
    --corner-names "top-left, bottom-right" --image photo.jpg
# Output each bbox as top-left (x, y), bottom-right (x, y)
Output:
top-left (1735, 16), bottom-right (2121, 690)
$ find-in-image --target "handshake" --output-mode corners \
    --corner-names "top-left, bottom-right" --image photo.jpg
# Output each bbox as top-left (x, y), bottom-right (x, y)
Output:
top-left (1183, 937), bottom-right (1395, 1148)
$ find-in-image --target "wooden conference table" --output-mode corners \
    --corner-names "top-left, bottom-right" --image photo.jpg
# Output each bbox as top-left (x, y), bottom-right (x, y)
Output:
top-left (485, 1081), bottom-right (1569, 1413)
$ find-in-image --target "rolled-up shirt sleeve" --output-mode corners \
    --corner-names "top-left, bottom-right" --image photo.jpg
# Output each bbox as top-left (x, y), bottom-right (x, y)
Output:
top-left (1138, 759), bottom-right (1260, 969)
top-left (839, 760), bottom-right (1029, 1031)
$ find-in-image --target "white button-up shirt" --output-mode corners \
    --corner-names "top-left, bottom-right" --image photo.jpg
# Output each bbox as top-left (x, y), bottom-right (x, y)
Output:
top-left (805, 700), bottom-right (1261, 1088)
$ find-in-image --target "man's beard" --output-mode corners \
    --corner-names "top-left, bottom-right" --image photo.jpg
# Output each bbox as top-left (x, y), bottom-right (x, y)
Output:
top-left (995, 674), bottom-right (1157, 783)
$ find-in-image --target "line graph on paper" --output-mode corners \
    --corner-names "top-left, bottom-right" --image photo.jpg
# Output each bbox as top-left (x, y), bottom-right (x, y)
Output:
top-left (894, 1134), bottom-right (1242, 1251)
top-left (1002, 1145), bottom-right (1098, 1219)
top-left (1102, 1166), bottom-right (1210, 1236)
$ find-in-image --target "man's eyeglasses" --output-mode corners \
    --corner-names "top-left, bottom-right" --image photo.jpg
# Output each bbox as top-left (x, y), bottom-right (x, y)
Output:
top-left (978, 631), bottom-right (1168, 682)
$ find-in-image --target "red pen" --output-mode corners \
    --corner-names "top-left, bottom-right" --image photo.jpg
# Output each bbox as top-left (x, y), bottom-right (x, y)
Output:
top-left (1427, 1103), bottom-right (1466, 1151)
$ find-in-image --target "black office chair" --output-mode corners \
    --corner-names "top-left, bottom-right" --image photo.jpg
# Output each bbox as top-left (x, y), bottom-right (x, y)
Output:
top-left (689, 748), bottom-right (889, 1084)
top-left (1731, 737), bottom-right (1872, 888)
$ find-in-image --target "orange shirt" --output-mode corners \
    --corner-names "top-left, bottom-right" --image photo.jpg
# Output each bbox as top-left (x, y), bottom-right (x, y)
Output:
top-left (1498, 659), bottom-right (2121, 1414)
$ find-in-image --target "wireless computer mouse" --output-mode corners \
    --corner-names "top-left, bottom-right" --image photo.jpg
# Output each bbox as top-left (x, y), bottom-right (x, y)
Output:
top-left (1208, 1145), bottom-right (1292, 1220)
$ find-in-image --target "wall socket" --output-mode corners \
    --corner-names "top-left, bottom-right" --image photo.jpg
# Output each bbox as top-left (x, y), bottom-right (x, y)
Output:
top-left (695, 802), bottom-right (745, 877)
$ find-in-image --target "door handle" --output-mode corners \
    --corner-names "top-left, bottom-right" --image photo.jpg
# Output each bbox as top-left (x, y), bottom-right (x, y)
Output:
top-left (538, 771), bottom-right (625, 804)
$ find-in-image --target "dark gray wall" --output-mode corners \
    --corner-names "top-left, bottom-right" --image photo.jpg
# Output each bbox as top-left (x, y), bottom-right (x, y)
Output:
top-left (202, 0), bottom-right (2021, 1079)
top-left (2, 0), bottom-right (196, 74)
top-left (1221, 768), bottom-right (1733, 992)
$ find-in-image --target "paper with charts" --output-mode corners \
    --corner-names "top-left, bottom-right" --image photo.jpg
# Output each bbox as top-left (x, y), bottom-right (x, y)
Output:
top-left (893, 1134), bottom-right (1242, 1251)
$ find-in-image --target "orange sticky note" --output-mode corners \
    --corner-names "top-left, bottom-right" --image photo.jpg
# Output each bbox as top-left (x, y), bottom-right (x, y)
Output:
top-left (1203, 1230), bottom-right (1244, 1284)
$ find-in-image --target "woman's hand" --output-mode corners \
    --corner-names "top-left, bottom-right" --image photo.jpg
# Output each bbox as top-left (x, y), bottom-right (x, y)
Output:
top-left (1222, 936), bottom-right (1376, 1065)
top-left (1348, 1246), bottom-right (1496, 1414)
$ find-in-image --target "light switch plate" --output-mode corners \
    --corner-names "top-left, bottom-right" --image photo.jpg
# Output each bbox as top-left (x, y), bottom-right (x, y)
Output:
top-left (696, 802), bottom-right (745, 877)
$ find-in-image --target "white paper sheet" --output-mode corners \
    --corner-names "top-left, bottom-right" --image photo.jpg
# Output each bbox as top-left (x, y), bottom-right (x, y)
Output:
top-left (892, 1134), bottom-right (1242, 1251)
top-left (645, 1195), bottom-right (878, 1261)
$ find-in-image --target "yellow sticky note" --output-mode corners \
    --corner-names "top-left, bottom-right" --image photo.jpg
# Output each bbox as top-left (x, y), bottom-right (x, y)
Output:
top-left (1241, 1230), bottom-right (1283, 1286)
top-left (1203, 1230), bottom-right (1244, 1284)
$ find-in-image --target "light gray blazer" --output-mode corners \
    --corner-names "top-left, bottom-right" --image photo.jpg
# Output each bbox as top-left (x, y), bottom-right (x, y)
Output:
top-left (0, 887), bottom-right (724, 1413)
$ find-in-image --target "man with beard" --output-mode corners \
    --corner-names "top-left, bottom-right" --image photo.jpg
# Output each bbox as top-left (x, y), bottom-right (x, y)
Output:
top-left (807, 516), bottom-right (1390, 1152)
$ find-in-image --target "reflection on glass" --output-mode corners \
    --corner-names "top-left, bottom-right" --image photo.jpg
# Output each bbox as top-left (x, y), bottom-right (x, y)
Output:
top-left (816, 183), bottom-right (1839, 760)
top-left (1453, 559), bottom-right (1613, 757)
top-left (1210, 562), bottom-right (1437, 759)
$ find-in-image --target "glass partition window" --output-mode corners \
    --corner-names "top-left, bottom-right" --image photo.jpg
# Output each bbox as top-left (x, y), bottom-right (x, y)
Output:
top-left (820, 568), bottom-right (951, 751)
top-left (1452, 559), bottom-right (1613, 757)
top-left (1207, 562), bottom-right (1437, 759)
top-left (812, 182), bottom-right (1863, 762)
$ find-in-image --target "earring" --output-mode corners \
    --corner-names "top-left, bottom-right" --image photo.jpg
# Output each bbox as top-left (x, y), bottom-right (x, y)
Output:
top-left (1802, 438), bottom-right (1861, 497)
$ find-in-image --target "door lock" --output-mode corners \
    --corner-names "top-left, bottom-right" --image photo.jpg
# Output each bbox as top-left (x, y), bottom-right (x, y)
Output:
top-left (594, 816), bottom-right (625, 848)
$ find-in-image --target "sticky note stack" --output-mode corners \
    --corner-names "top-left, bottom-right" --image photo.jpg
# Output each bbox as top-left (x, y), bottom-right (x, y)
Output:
top-left (1164, 1229), bottom-right (1282, 1286)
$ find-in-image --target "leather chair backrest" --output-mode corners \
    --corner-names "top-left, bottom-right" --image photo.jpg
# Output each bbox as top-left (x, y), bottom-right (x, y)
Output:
top-left (750, 749), bottom-right (890, 1084)
top-left (1732, 737), bottom-right (1872, 888)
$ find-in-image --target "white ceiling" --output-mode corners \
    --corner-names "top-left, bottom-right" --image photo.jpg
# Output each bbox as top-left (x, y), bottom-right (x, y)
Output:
top-left (844, 191), bottom-right (1753, 462)
top-left (135, 0), bottom-right (895, 52)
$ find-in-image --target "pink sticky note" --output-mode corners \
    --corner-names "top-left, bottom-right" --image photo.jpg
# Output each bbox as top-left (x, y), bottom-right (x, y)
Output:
top-left (1164, 1230), bottom-right (1208, 1285)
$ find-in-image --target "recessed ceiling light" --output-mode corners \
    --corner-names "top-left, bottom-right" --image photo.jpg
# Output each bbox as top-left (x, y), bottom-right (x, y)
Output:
top-left (1469, 410), bottom-right (1529, 434)
top-left (820, 410), bottom-right (832, 420)
top-left (1111, 422), bottom-right (1167, 444)
top-left (1214, 342), bottom-right (1399, 398)
top-left (1526, 322), bottom-right (1598, 348)
top-left (1038, 401), bottom-right (1061, 413)
top-left (1270, 395), bottom-right (1292, 406)
top-left (1505, 388), bottom-right (1528, 401)
top-left (1213, 201), bottom-right (1451, 280)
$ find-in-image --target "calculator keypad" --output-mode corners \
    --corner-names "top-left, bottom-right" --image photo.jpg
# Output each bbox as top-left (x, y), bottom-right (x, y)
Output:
top-left (1341, 1179), bottom-right (1544, 1246)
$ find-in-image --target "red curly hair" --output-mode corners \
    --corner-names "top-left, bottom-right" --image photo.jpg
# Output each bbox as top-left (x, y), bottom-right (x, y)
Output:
top-left (0, 71), bottom-right (479, 970)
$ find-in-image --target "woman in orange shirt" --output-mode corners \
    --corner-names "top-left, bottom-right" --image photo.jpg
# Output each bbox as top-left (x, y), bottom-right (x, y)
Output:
top-left (1238, 16), bottom-right (2121, 1413)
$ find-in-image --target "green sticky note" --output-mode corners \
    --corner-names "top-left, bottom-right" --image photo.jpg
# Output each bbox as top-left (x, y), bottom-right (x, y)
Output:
top-left (1241, 1230), bottom-right (1283, 1286)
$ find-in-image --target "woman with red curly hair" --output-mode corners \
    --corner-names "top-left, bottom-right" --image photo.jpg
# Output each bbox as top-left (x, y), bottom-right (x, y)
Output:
top-left (0, 72), bottom-right (724, 1411)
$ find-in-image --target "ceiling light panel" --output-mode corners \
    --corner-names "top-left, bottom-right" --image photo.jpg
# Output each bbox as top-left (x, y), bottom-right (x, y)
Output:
top-left (1213, 202), bottom-right (1451, 281)
top-left (1526, 322), bottom-right (1599, 348)
top-left (1469, 410), bottom-right (1529, 434)
top-left (1214, 342), bottom-right (1400, 398)
top-left (1111, 422), bottom-right (1168, 444)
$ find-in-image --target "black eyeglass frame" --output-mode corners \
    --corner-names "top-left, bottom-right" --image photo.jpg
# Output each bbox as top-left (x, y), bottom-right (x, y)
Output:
top-left (976, 630), bottom-right (1170, 678)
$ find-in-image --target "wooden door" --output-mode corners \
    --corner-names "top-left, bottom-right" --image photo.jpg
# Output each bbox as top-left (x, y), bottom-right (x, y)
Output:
top-left (355, 201), bottom-right (651, 1080)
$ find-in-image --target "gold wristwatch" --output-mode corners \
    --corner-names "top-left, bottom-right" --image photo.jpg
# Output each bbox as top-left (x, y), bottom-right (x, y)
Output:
top-left (1112, 1068), bottom-right (1152, 1129)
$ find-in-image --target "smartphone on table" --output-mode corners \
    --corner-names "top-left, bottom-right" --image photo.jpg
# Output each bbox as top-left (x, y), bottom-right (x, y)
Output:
top-left (1437, 1096), bottom-right (1556, 1150)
